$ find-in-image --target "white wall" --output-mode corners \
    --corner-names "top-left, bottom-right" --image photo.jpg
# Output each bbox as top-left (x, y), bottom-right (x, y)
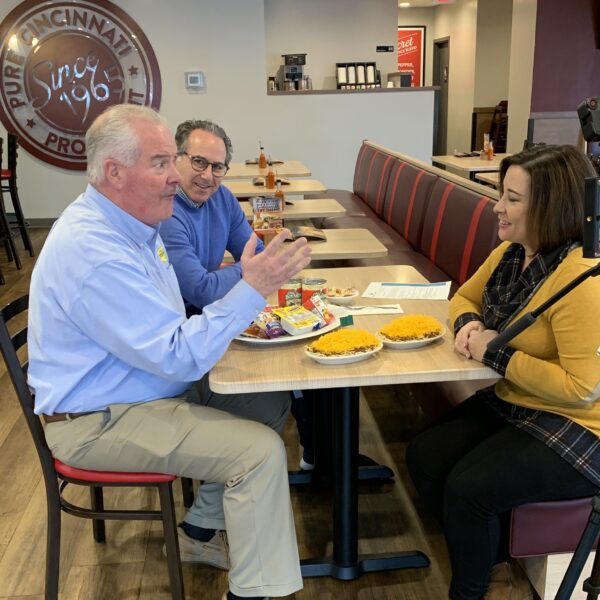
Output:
top-left (400, 0), bottom-right (523, 154)
top-left (474, 0), bottom-right (512, 107)
top-left (265, 0), bottom-right (398, 91)
top-left (397, 7), bottom-right (436, 86)
top-left (0, 0), bottom-right (435, 220)
top-left (507, 0), bottom-right (537, 153)
top-left (432, 0), bottom-right (479, 153)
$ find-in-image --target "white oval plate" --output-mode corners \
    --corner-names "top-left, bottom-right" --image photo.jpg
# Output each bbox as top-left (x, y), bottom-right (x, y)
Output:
top-left (378, 329), bottom-right (446, 349)
top-left (235, 305), bottom-right (346, 345)
top-left (324, 289), bottom-right (360, 305)
top-left (304, 341), bottom-right (383, 365)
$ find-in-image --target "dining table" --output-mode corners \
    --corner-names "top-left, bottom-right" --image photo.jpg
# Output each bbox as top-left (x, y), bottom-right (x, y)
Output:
top-left (431, 153), bottom-right (510, 180)
top-left (224, 178), bottom-right (327, 198)
top-left (241, 198), bottom-right (346, 221)
top-left (210, 264), bottom-right (497, 581)
top-left (225, 160), bottom-right (311, 179)
top-left (223, 228), bottom-right (388, 262)
top-left (475, 171), bottom-right (500, 188)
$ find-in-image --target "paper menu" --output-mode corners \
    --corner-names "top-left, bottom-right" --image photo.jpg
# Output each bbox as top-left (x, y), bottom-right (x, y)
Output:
top-left (362, 281), bottom-right (451, 301)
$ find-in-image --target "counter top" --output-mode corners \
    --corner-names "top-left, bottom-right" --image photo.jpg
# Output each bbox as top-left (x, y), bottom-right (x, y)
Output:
top-left (268, 86), bottom-right (439, 96)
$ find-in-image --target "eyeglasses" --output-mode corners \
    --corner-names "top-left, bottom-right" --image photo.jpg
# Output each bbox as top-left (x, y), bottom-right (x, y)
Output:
top-left (180, 152), bottom-right (229, 177)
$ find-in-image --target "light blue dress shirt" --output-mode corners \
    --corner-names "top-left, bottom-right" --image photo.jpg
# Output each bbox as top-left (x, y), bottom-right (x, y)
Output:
top-left (28, 184), bottom-right (265, 415)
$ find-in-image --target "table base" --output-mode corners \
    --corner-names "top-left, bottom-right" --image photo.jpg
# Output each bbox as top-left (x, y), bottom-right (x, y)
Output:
top-left (298, 386), bottom-right (430, 581)
top-left (288, 461), bottom-right (394, 486)
top-left (301, 550), bottom-right (430, 579)
top-left (288, 390), bottom-right (395, 487)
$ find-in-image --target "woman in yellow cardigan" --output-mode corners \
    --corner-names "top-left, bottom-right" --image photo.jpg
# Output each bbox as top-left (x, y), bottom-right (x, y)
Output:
top-left (407, 145), bottom-right (600, 600)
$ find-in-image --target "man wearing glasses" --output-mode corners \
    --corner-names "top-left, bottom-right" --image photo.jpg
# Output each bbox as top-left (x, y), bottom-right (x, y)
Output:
top-left (161, 119), bottom-right (263, 314)
top-left (163, 120), bottom-right (317, 481)
top-left (161, 120), bottom-right (296, 582)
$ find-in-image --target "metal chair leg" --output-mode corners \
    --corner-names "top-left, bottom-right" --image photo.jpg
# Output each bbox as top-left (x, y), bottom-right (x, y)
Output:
top-left (181, 477), bottom-right (194, 508)
top-left (46, 488), bottom-right (61, 600)
top-left (90, 486), bottom-right (106, 542)
top-left (159, 482), bottom-right (185, 600)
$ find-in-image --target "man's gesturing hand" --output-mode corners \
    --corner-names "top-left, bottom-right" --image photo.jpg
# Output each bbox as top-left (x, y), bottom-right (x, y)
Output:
top-left (241, 230), bottom-right (312, 298)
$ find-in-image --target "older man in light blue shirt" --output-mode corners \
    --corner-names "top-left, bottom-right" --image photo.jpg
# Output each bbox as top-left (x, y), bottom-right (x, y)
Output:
top-left (28, 104), bottom-right (310, 600)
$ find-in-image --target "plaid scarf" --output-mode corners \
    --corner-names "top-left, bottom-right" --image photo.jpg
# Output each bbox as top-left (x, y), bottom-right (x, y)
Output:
top-left (481, 241), bottom-right (576, 333)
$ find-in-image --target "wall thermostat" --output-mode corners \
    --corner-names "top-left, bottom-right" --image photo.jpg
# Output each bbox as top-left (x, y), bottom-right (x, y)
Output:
top-left (185, 71), bottom-right (205, 92)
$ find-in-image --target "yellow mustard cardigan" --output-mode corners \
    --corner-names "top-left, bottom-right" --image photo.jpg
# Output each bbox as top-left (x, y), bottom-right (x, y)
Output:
top-left (450, 242), bottom-right (600, 436)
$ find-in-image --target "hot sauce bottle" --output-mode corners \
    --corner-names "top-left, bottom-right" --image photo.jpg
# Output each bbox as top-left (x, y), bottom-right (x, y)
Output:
top-left (266, 158), bottom-right (276, 189)
top-left (258, 142), bottom-right (267, 169)
top-left (274, 177), bottom-right (284, 202)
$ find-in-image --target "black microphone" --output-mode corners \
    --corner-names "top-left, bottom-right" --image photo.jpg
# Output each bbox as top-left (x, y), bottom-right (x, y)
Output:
top-left (584, 177), bottom-right (600, 259)
top-left (487, 263), bottom-right (600, 353)
top-left (487, 313), bottom-right (536, 352)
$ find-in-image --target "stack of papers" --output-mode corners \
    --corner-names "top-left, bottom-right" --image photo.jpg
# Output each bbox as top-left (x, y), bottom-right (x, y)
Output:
top-left (362, 281), bottom-right (451, 300)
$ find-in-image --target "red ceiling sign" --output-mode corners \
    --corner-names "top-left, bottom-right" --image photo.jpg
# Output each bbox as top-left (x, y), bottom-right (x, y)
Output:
top-left (0, 0), bottom-right (162, 170)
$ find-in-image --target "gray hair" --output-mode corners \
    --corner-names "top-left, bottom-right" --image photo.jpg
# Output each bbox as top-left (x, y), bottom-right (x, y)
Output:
top-left (86, 104), bottom-right (168, 184)
top-left (175, 119), bottom-right (233, 164)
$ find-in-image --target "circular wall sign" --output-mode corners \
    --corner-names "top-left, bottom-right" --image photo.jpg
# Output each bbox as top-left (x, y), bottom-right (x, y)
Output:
top-left (0, 0), bottom-right (162, 170)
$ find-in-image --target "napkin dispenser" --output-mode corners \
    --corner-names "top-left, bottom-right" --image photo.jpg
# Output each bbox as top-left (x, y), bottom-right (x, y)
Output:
top-left (387, 72), bottom-right (412, 88)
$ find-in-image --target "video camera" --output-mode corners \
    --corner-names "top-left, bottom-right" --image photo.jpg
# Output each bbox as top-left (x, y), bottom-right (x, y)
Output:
top-left (577, 99), bottom-right (600, 258)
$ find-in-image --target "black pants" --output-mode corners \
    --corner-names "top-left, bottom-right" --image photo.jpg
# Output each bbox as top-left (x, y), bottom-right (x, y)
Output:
top-left (406, 392), bottom-right (597, 600)
top-left (290, 391), bottom-right (315, 464)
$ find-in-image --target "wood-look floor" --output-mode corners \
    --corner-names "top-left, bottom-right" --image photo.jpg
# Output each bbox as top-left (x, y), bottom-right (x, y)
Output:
top-left (0, 229), bottom-right (452, 600)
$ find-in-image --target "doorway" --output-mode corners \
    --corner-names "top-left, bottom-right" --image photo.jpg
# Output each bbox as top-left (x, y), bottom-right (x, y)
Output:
top-left (433, 38), bottom-right (450, 155)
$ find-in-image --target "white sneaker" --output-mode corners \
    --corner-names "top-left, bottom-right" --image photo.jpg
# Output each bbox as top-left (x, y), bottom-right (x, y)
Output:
top-left (299, 457), bottom-right (315, 471)
top-left (165, 526), bottom-right (229, 570)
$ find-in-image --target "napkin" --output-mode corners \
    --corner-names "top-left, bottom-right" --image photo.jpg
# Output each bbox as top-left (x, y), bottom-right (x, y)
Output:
top-left (344, 304), bottom-right (403, 315)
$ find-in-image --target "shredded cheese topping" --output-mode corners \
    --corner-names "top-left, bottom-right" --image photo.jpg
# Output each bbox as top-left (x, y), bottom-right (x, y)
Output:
top-left (308, 328), bottom-right (380, 356)
top-left (379, 314), bottom-right (443, 341)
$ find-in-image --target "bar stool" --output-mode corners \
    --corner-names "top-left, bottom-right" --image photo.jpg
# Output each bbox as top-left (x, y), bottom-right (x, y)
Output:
top-left (1, 133), bottom-right (33, 257)
top-left (0, 137), bottom-right (21, 269)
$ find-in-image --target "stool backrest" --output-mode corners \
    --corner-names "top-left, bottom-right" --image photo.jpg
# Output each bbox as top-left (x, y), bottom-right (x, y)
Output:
top-left (7, 133), bottom-right (18, 173)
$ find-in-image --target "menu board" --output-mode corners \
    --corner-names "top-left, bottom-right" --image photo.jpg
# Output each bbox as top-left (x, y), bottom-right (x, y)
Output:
top-left (397, 26), bottom-right (425, 87)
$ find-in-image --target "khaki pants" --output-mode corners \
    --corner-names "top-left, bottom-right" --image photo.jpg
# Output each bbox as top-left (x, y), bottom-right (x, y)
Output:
top-left (44, 376), bottom-right (302, 598)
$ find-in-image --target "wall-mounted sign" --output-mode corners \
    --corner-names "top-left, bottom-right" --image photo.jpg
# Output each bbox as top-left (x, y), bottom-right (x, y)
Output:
top-left (0, 0), bottom-right (162, 170)
top-left (397, 26), bottom-right (426, 87)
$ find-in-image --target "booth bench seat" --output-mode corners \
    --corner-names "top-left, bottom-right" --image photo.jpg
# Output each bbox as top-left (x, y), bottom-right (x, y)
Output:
top-left (316, 141), bottom-right (501, 296)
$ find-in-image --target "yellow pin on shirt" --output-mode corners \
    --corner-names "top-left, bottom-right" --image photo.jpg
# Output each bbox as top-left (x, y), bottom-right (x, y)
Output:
top-left (157, 245), bottom-right (168, 264)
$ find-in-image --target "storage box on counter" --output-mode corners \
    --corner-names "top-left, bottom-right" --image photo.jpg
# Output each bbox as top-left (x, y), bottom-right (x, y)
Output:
top-left (335, 61), bottom-right (379, 90)
top-left (251, 196), bottom-right (283, 232)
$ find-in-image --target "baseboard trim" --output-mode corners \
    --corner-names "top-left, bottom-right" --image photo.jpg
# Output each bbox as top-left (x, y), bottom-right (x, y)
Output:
top-left (27, 218), bottom-right (56, 228)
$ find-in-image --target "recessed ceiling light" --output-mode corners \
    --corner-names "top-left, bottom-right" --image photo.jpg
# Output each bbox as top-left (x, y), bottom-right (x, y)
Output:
top-left (399, 2), bottom-right (411, 6)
